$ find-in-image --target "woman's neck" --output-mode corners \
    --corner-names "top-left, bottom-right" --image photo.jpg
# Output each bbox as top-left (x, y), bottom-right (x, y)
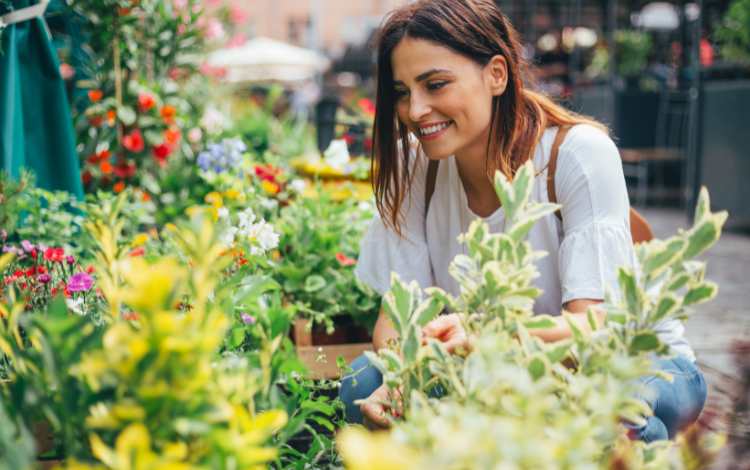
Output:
top-left (454, 140), bottom-right (501, 217)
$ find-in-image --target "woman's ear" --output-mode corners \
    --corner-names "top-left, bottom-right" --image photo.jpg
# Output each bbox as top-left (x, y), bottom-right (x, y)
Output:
top-left (486, 55), bottom-right (508, 96)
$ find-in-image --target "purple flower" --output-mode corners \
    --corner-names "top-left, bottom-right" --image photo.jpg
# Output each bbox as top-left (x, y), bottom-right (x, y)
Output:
top-left (65, 255), bottom-right (75, 265)
top-left (67, 272), bottom-right (93, 292)
top-left (21, 240), bottom-right (34, 253)
top-left (37, 274), bottom-right (51, 284)
top-left (240, 313), bottom-right (256, 325)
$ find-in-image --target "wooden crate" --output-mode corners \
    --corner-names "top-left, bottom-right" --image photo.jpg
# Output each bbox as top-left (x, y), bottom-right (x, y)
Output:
top-left (293, 319), bottom-right (372, 379)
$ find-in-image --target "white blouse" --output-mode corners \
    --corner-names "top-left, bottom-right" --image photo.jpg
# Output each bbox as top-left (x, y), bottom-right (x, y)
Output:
top-left (355, 124), bottom-right (694, 360)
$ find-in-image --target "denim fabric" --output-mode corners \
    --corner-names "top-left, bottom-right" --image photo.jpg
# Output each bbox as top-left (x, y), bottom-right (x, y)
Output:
top-left (628, 355), bottom-right (707, 442)
top-left (339, 354), bottom-right (383, 424)
top-left (340, 354), bottom-right (707, 439)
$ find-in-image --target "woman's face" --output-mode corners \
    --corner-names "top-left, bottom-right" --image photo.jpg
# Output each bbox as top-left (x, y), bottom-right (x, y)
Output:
top-left (391, 37), bottom-right (505, 161)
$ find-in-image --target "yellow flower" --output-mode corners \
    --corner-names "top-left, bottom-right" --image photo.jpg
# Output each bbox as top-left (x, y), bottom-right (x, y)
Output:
top-left (337, 427), bottom-right (417, 470)
top-left (260, 180), bottom-right (280, 195)
top-left (205, 191), bottom-right (224, 208)
top-left (223, 188), bottom-right (240, 200)
top-left (131, 233), bottom-right (149, 248)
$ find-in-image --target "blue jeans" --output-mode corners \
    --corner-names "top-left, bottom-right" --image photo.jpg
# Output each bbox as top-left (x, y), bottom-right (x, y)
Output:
top-left (339, 354), bottom-right (706, 442)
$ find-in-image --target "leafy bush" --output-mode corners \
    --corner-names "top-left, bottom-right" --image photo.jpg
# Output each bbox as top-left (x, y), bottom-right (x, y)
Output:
top-left (715, 0), bottom-right (750, 65)
top-left (274, 191), bottom-right (380, 332)
top-left (339, 162), bottom-right (726, 469)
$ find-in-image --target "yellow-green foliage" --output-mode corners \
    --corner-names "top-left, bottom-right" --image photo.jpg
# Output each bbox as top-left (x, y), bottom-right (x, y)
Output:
top-left (340, 162), bottom-right (726, 469)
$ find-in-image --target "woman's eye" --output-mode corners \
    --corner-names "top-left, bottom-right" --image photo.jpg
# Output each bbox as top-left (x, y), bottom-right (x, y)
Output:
top-left (394, 89), bottom-right (409, 99)
top-left (427, 81), bottom-right (448, 91)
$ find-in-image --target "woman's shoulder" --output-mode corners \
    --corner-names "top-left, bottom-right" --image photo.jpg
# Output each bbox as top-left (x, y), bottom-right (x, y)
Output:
top-left (555, 123), bottom-right (621, 175)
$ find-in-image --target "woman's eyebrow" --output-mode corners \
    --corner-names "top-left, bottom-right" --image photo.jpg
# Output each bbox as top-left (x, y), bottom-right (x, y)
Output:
top-left (394, 68), bottom-right (452, 85)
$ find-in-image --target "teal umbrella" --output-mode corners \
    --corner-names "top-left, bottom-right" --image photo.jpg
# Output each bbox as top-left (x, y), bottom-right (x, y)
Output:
top-left (0, 0), bottom-right (83, 198)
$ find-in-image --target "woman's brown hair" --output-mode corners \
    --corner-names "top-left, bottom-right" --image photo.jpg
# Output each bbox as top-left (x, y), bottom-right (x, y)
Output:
top-left (372, 0), bottom-right (606, 234)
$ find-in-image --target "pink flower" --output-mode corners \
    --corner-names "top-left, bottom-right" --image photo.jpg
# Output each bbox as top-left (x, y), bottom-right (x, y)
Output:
top-left (68, 272), bottom-right (93, 292)
top-left (229, 5), bottom-right (248, 25)
top-left (172, 0), bottom-right (187, 10)
top-left (227, 33), bottom-right (247, 48)
top-left (335, 252), bottom-right (356, 267)
top-left (203, 18), bottom-right (225, 41)
top-left (240, 313), bottom-right (256, 325)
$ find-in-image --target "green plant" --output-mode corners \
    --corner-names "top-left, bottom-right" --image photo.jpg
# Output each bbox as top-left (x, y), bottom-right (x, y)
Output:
top-left (274, 191), bottom-right (380, 332)
top-left (715, 0), bottom-right (750, 65)
top-left (615, 29), bottom-right (653, 79)
top-left (340, 162), bottom-right (726, 469)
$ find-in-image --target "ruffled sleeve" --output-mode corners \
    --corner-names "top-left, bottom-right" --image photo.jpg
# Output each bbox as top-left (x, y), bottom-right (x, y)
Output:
top-left (354, 150), bottom-right (434, 295)
top-left (554, 125), bottom-right (638, 304)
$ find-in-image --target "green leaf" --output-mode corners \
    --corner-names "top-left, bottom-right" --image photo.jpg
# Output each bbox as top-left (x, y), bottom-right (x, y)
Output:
top-left (412, 297), bottom-right (445, 327)
top-left (117, 105), bottom-right (136, 126)
top-left (683, 212), bottom-right (726, 259)
top-left (630, 332), bottom-right (660, 353)
top-left (403, 327), bottom-right (420, 364)
top-left (545, 342), bottom-right (571, 364)
top-left (523, 315), bottom-right (557, 329)
top-left (618, 268), bottom-right (642, 316)
top-left (651, 294), bottom-right (680, 323)
top-left (363, 351), bottom-right (387, 374)
top-left (683, 283), bottom-right (718, 306)
top-left (380, 349), bottom-right (403, 372)
top-left (229, 327), bottom-right (245, 348)
top-left (303, 275), bottom-right (326, 293)
top-left (528, 355), bottom-right (547, 380)
top-left (643, 238), bottom-right (686, 279)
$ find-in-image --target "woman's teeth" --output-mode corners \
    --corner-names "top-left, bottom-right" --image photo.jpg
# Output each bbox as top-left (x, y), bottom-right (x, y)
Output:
top-left (419, 121), bottom-right (451, 136)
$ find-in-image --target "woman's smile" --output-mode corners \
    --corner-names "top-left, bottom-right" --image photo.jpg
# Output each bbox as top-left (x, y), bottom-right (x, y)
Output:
top-left (417, 120), bottom-right (454, 141)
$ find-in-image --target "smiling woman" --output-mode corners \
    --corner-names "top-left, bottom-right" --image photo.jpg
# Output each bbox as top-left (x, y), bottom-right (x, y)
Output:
top-left (340, 0), bottom-right (706, 444)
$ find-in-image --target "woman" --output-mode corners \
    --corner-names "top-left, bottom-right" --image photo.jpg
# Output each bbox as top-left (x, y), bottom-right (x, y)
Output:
top-left (340, 0), bottom-right (705, 442)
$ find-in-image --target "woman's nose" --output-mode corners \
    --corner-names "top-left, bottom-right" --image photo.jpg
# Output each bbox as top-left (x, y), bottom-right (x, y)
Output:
top-left (408, 94), bottom-right (431, 123)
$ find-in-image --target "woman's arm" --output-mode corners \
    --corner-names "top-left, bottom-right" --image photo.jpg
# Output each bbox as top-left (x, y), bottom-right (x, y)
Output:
top-left (528, 298), bottom-right (605, 343)
top-left (372, 308), bottom-right (400, 351)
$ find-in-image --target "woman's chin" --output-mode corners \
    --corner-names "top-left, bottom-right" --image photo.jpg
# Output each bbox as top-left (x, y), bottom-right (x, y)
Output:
top-left (422, 148), bottom-right (454, 161)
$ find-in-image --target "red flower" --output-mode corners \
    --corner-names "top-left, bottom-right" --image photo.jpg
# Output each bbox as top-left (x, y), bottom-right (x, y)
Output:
top-left (160, 105), bottom-right (176, 124)
top-left (358, 97), bottom-right (376, 116)
top-left (254, 164), bottom-right (279, 183)
top-left (113, 162), bottom-right (136, 179)
top-left (163, 127), bottom-right (181, 145)
top-left (88, 115), bottom-right (103, 127)
top-left (106, 110), bottom-right (117, 126)
top-left (138, 93), bottom-right (156, 112)
top-left (100, 161), bottom-right (113, 174)
top-left (129, 246), bottom-right (145, 257)
top-left (152, 143), bottom-right (173, 166)
top-left (342, 133), bottom-right (354, 146)
top-left (122, 129), bottom-right (145, 153)
top-left (335, 252), bottom-right (356, 267)
top-left (88, 89), bottom-right (103, 102)
top-left (37, 266), bottom-right (47, 274)
top-left (113, 181), bottom-right (126, 193)
top-left (82, 170), bottom-right (93, 185)
top-left (85, 265), bottom-right (95, 274)
top-left (44, 247), bottom-right (65, 263)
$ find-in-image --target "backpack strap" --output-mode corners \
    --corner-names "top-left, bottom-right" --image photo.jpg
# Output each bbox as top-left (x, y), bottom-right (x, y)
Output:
top-left (546, 125), bottom-right (655, 244)
top-left (425, 159), bottom-right (439, 217)
top-left (547, 126), bottom-right (572, 221)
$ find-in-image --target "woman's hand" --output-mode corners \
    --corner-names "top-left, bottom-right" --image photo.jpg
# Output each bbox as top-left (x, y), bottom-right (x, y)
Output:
top-left (360, 384), bottom-right (403, 430)
top-left (422, 313), bottom-right (472, 355)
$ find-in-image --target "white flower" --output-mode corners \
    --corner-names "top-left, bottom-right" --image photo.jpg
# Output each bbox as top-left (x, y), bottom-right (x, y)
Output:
top-left (246, 220), bottom-right (279, 255)
top-left (217, 207), bottom-right (230, 219)
top-left (323, 139), bottom-right (350, 169)
top-left (66, 297), bottom-right (85, 316)
top-left (289, 178), bottom-right (308, 194)
top-left (237, 208), bottom-right (256, 231)
top-left (220, 226), bottom-right (239, 246)
top-left (200, 106), bottom-right (230, 135)
top-left (260, 198), bottom-right (278, 211)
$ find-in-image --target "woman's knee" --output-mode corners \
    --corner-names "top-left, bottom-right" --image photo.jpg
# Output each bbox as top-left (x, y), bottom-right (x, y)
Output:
top-left (339, 354), bottom-right (383, 424)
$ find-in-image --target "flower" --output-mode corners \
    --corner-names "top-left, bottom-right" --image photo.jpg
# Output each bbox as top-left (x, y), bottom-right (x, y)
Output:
top-left (164, 127), bottom-right (181, 145)
top-left (245, 220), bottom-right (279, 255)
top-left (358, 97), bottom-right (376, 116)
top-left (66, 297), bottom-right (85, 315)
top-left (260, 180), bottom-right (280, 195)
top-left (187, 127), bottom-right (203, 143)
top-left (21, 240), bottom-right (34, 253)
top-left (160, 105), bottom-right (177, 124)
top-left (254, 164), bottom-right (279, 183)
top-left (203, 18), bottom-right (226, 40)
top-left (68, 272), bottom-right (94, 292)
top-left (196, 139), bottom-right (245, 173)
top-left (66, 255), bottom-right (75, 265)
top-left (132, 233), bottom-right (149, 247)
top-left (37, 273), bottom-right (51, 284)
top-left (88, 89), bottom-right (103, 102)
top-left (200, 107), bottom-right (230, 134)
top-left (336, 252), bottom-right (357, 267)
top-left (288, 179), bottom-right (307, 194)
top-left (100, 161), bottom-right (113, 174)
top-left (122, 129), bottom-right (145, 153)
top-left (240, 313), bottom-right (256, 325)
top-left (152, 143), bottom-right (173, 166)
top-left (113, 181), bottom-right (126, 193)
top-left (59, 63), bottom-right (75, 80)
top-left (44, 247), bottom-right (65, 262)
top-left (137, 93), bottom-right (156, 112)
